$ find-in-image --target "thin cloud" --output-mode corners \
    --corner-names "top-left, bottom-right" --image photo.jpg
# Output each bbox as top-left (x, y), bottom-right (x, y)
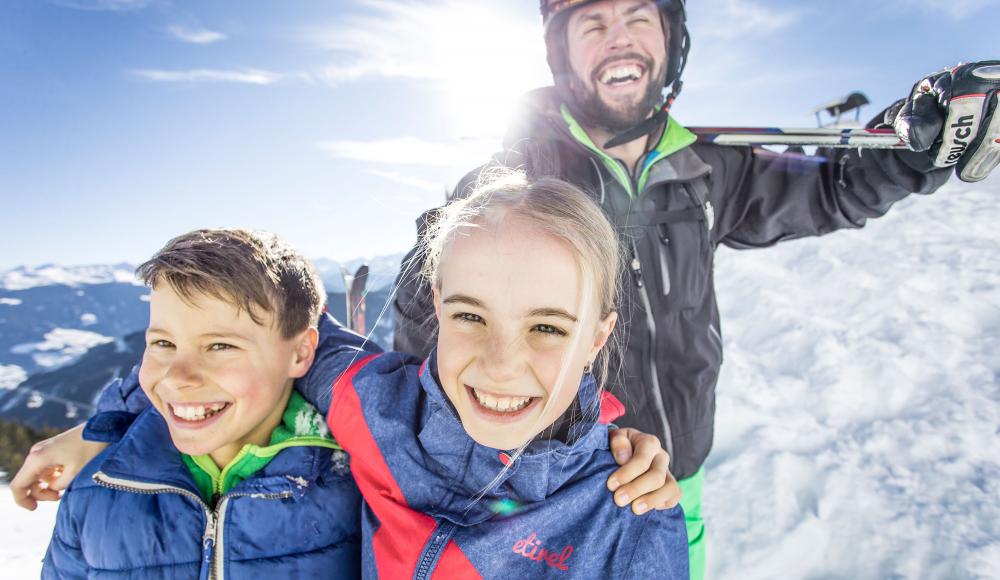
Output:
top-left (366, 169), bottom-right (445, 193)
top-left (880, 0), bottom-right (1000, 19)
top-left (318, 137), bottom-right (493, 169)
top-left (132, 68), bottom-right (282, 85)
top-left (51, 0), bottom-right (151, 10)
top-left (696, 0), bottom-right (800, 40)
top-left (167, 25), bottom-right (226, 45)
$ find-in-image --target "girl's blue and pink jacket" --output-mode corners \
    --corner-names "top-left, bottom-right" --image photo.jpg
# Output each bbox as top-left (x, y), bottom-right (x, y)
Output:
top-left (80, 313), bottom-right (690, 579)
top-left (302, 314), bottom-right (690, 579)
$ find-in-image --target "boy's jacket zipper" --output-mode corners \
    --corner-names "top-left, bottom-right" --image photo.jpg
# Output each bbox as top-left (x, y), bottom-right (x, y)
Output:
top-left (92, 471), bottom-right (293, 580)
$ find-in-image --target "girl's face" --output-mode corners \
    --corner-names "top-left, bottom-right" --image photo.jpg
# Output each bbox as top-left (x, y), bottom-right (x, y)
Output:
top-left (433, 214), bottom-right (616, 451)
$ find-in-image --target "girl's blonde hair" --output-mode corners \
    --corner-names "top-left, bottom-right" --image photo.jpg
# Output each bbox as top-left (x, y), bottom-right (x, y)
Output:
top-left (421, 168), bottom-right (623, 389)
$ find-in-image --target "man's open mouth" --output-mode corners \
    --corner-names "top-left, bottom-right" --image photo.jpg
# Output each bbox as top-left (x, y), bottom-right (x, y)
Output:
top-left (599, 63), bottom-right (645, 86)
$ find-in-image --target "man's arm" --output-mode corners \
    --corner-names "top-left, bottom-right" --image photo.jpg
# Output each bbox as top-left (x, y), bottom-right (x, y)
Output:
top-left (709, 62), bottom-right (998, 247)
top-left (703, 141), bottom-right (950, 250)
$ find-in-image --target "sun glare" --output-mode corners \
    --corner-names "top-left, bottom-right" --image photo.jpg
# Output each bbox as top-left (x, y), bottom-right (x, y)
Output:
top-left (422, 3), bottom-right (550, 141)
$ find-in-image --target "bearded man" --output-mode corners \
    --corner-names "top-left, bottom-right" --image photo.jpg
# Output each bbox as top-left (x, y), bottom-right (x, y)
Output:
top-left (393, 1), bottom-right (998, 576)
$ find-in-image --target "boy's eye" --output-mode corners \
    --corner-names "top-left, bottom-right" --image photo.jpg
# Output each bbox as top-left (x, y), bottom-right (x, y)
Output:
top-left (533, 324), bottom-right (567, 336)
top-left (208, 343), bottom-right (236, 351)
top-left (454, 312), bottom-right (485, 325)
top-left (150, 339), bottom-right (174, 349)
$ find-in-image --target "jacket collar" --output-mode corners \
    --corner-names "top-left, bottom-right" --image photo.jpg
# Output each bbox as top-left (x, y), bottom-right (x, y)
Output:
top-left (414, 350), bottom-right (610, 526)
top-left (96, 406), bottom-right (327, 501)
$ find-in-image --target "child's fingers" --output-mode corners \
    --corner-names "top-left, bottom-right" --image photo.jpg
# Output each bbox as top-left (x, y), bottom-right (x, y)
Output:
top-left (607, 429), bottom-right (664, 492)
top-left (608, 427), bottom-right (637, 465)
top-left (616, 454), bottom-right (682, 515)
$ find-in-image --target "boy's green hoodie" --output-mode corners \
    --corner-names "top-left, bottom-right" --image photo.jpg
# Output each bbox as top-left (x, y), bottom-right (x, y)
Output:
top-left (180, 391), bottom-right (340, 503)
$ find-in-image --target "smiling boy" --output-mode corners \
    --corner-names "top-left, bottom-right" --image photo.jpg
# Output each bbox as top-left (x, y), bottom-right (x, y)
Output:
top-left (42, 229), bottom-right (362, 579)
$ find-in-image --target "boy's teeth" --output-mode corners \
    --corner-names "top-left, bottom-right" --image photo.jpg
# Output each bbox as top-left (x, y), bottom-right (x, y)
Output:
top-left (472, 389), bottom-right (532, 413)
top-left (171, 402), bottom-right (228, 421)
top-left (600, 64), bottom-right (642, 85)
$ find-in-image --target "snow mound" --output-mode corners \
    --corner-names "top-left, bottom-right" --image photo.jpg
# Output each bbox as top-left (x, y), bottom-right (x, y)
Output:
top-left (0, 486), bottom-right (58, 577)
top-left (0, 365), bottom-right (27, 390)
top-left (0, 298), bottom-right (23, 306)
top-left (707, 178), bottom-right (1000, 579)
top-left (10, 329), bottom-right (115, 369)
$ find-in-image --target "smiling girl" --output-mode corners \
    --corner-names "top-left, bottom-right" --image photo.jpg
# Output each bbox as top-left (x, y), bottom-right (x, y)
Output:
top-left (300, 170), bottom-right (689, 578)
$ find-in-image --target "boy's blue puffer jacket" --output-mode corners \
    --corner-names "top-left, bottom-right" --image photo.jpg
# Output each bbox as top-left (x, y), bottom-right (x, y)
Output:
top-left (306, 315), bottom-right (690, 580)
top-left (43, 406), bottom-right (362, 579)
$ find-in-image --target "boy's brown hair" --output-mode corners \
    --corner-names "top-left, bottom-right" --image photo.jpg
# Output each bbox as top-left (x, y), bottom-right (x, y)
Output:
top-left (137, 229), bottom-right (325, 338)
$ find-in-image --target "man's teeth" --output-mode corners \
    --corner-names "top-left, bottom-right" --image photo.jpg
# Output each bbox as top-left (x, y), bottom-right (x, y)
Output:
top-left (472, 389), bottom-right (532, 413)
top-left (601, 64), bottom-right (642, 85)
top-left (171, 402), bottom-right (229, 421)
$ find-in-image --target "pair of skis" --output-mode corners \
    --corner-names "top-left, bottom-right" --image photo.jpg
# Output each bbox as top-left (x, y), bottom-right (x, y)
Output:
top-left (341, 265), bottom-right (368, 335)
top-left (689, 126), bottom-right (905, 149)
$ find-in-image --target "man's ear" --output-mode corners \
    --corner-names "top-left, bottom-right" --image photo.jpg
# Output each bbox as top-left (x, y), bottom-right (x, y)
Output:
top-left (289, 327), bottom-right (319, 379)
top-left (587, 311), bottom-right (618, 362)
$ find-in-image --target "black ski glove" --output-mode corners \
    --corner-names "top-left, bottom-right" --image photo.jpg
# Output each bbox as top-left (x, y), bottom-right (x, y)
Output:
top-left (883, 61), bottom-right (1000, 183)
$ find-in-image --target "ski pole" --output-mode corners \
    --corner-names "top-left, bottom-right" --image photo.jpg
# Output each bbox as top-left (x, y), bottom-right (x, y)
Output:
top-left (689, 127), bottom-right (907, 149)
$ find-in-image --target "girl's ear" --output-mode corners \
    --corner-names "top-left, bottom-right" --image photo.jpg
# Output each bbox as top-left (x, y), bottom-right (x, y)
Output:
top-left (432, 285), bottom-right (442, 322)
top-left (289, 326), bottom-right (319, 379)
top-left (587, 311), bottom-right (618, 362)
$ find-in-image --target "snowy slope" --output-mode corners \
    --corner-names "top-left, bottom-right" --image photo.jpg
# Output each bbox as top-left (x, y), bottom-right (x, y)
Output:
top-left (1, 179), bottom-right (996, 579)
top-left (706, 177), bottom-right (1000, 579)
top-left (0, 485), bottom-right (58, 577)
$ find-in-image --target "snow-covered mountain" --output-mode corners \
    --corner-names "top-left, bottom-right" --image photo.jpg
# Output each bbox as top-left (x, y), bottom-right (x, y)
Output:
top-left (0, 254), bottom-right (404, 426)
top-left (0, 263), bottom-right (141, 291)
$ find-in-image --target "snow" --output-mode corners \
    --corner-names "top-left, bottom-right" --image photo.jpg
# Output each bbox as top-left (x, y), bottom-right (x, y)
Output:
top-left (0, 298), bottom-right (22, 306)
top-left (10, 328), bottom-right (114, 368)
top-left (0, 178), bottom-right (996, 579)
top-left (0, 263), bottom-right (139, 290)
top-left (0, 486), bottom-right (57, 577)
top-left (706, 178), bottom-right (1000, 579)
top-left (0, 365), bottom-right (27, 390)
top-left (79, 313), bottom-right (97, 326)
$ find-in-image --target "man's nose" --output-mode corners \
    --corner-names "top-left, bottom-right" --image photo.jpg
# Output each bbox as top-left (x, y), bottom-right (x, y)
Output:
top-left (605, 18), bottom-right (636, 50)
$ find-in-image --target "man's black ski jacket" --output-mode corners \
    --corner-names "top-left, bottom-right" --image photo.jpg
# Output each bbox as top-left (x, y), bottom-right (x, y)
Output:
top-left (392, 87), bottom-right (950, 480)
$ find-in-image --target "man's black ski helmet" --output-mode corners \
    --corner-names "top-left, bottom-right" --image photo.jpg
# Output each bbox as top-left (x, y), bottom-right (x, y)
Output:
top-left (541, 0), bottom-right (690, 101)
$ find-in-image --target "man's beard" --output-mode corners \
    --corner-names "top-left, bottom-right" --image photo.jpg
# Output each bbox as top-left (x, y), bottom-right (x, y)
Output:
top-left (563, 53), bottom-right (667, 135)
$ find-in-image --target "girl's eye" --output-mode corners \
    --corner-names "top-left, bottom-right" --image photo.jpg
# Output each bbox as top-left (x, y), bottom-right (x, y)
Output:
top-left (454, 312), bottom-right (485, 325)
top-left (150, 339), bottom-right (174, 349)
top-left (209, 343), bottom-right (236, 351)
top-left (533, 324), bottom-right (567, 336)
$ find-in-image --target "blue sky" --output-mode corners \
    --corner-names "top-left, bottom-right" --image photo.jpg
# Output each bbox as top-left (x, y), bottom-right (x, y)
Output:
top-left (1, 0), bottom-right (997, 270)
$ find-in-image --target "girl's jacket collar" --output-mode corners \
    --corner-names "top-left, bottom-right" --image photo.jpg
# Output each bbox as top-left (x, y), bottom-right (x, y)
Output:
top-left (410, 350), bottom-right (612, 526)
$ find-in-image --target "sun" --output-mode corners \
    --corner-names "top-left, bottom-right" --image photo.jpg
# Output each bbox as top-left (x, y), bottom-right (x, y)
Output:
top-left (421, 3), bottom-right (553, 141)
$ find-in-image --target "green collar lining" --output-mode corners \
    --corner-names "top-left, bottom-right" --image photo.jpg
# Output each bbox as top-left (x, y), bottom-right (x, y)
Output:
top-left (559, 104), bottom-right (696, 197)
top-left (181, 391), bottom-right (340, 502)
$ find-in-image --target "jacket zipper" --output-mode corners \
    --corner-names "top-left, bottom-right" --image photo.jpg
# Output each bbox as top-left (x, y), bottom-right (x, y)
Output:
top-left (413, 520), bottom-right (457, 580)
top-left (93, 471), bottom-right (292, 580)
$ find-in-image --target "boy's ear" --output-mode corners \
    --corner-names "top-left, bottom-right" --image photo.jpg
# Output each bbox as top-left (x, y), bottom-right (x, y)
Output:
top-left (289, 327), bottom-right (319, 379)
top-left (587, 311), bottom-right (617, 362)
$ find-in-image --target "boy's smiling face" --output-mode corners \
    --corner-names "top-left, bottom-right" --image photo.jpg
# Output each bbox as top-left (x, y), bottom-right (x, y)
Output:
top-left (138, 283), bottom-right (316, 468)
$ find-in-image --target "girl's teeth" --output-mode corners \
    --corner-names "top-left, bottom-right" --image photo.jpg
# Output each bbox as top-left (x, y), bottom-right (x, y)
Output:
top-left (472, 389), bottom-right (532, 413)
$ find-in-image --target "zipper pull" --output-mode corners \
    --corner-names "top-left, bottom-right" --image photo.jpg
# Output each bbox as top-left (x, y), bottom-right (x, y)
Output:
top-left (629, 240), bottom-right (644, 288)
